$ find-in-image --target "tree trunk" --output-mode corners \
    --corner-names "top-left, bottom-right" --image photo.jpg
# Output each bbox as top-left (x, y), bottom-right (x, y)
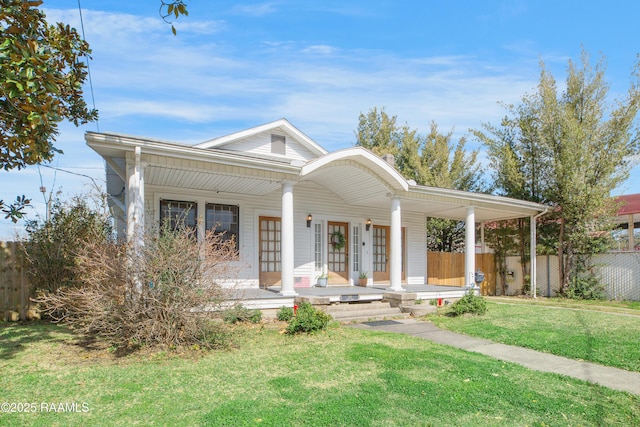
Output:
top-left (518, 218), bottom-right (528, 293)
top-left (558, 217), bottom-right (568, 292)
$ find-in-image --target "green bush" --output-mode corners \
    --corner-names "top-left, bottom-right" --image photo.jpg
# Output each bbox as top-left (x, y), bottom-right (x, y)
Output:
top-left (199, 322), bottom-right (233, 350)
top-left (564, 275), bottom-right (605, 300)
top-left (223, 305), bottom-right (262, 324)
top-left (447, 293), bottom-right (487, 317)
top-left (285, 302), bottom-right (332, 334)
top-left (276, 306), bottom-right (294, 321)
top-left (23, 196), bottom-right (112, 293)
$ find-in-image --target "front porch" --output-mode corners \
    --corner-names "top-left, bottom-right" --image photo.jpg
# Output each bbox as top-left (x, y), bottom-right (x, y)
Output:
top-left (234, 284), bottom-right (472, 310)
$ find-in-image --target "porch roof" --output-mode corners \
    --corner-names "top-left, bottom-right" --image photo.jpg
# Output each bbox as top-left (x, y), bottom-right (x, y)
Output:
top-left (86, 131), bottom-right (547, 223)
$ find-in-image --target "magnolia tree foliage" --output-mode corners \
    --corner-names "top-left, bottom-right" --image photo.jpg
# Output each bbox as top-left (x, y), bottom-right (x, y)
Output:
top-left (0, 0), bottom-right (97, 221)
top-left (0, 0), bottom-right (97, 170)
top-left (474, 50), bottom-right (640, 293)
top-left (0, 1), bottom-right (187, 222)
top-left (356, 107), bottom-right (485, 251)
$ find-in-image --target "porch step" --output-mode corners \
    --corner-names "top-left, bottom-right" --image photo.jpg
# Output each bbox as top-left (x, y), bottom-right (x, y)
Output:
top-left (323, 301), bottom-right (409, 323)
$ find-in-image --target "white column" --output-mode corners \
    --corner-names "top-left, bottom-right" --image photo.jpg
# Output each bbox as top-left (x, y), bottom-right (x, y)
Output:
top-left (126, 147), bottom-right (144, 292)
top-left (280, 182), bottom-right (296, 296)
top-left (628, 215), bottom-right (635, 251)
top-left (138, 159), bottom-right (145, 243)
top-left (530, 215), bottom-right (537, 298)
top-left (126, 146), bottom-right (144, 246)
top-left (389, 196), bottom-right (403, 291)
top-left (465, 207), bottom-right (476, 287)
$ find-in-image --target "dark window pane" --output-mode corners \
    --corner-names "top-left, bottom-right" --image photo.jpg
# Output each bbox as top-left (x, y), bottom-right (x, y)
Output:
top-left (159, 200), bottom-right (197, 235)
top-left (206, 203), bottom-right (239, 252)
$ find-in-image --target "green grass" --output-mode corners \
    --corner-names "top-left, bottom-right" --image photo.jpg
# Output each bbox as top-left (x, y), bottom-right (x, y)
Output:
top-left (489, 296), bottom-right (640, 313)
top-left (430, 298), bottom-right (640, 372)
top-left (1, 321), bottom-right (639, 426)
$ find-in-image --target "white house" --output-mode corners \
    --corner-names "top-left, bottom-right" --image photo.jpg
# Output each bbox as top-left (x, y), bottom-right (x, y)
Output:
top-left (86, 119), bottom-right (547, 296)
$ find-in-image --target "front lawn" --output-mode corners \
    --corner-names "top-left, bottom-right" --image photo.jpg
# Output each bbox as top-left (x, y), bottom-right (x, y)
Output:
top-left (430, 298), bottom-right (640, 372)
top-left (1, 321), bottom-right (639, 426)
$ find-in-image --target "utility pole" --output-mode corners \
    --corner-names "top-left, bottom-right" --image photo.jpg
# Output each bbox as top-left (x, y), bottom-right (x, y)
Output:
top-left (39, 186), bottom-right (50, 221)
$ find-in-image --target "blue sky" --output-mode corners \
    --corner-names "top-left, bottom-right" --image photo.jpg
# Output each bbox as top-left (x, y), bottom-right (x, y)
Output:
top-left (2, 0), bottom-right (640, 238)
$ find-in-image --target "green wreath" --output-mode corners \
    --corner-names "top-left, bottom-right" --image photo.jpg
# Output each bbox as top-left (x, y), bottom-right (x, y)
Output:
top-left (330, 230), bottom-right (346, 250)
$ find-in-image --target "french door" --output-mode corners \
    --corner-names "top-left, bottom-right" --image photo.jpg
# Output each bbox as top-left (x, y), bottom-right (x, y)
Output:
top-left (259, 216), bottom-right (281, 288)
top-left (327, 221), bottom-right (349, 284)
top-left (373, 225), bottom-right (405, 282)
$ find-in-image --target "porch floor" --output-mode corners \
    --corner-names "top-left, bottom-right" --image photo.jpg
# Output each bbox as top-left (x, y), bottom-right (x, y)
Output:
top-left (232, 284), bottom-right (469, 309)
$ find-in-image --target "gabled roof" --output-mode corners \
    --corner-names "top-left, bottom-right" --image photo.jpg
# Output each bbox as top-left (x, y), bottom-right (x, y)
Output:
top-left (194, 118), bottom-right (328, 157)
top-left (300, 146), bottom-right (408, 193)
top-left (86, 120), bottom-right (548, 223)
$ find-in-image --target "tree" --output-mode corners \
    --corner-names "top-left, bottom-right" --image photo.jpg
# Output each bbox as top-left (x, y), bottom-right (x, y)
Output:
top-left (421, 122), bottom-right (485, 252)
top-left (160, 1), bottom-right (189, 35)
top-left (355, 107), bottom-right (403, 158)
top-left (355, 108), bottom-right (486, 251)
top-left (23, 196), bottom-right (113, 293)
top-left (0, 1), bottom-right (186, 223)
top-left (0, 195), bottom-right (30, 223)
top-left (1, 0), bottom-right (98, 221)
top-left (474, 50), bottom-right (640, 294)
top-left (0, 0), bottom-right (97, 170)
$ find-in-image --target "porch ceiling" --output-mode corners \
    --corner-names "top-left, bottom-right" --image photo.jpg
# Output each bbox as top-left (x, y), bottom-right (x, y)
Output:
top-left (145, 165), bottom-right (282, 196)
top-left (400, 197), bottom-right (536, 222)
top-left (402, 186), bottom-right (546, 222)
top-left (299, 162), bottom-right (546, 222)
top-left (302, 161), bottom-right (394, 205)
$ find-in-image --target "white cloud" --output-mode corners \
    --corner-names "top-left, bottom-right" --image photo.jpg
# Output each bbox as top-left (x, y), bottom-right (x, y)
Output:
top-left (230, 2), bottom-right (279, 17)
top-left (302, 45), bottom-right (337, 55)
top-left (101, 100), bottom-right (238, 123)
top-left (44, 8), bottom-right (223, 36)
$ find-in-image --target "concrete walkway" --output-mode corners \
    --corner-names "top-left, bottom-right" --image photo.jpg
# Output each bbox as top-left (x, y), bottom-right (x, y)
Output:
top-left (348, 318), bottom-right (640, 395)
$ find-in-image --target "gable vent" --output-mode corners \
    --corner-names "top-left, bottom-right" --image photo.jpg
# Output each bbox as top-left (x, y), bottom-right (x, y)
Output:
top-left (271, 134), bottom-right (286, 155)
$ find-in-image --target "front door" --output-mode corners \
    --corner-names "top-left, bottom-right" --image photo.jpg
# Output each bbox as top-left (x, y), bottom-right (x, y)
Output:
top-left (327, 221), bottom-right (349, 284)
top-left (259, 216), bottom-right (281, 288)
top-left (373, 225), bottom-right (390, 282)
top-left (373, 225), bottom-right (405, 282)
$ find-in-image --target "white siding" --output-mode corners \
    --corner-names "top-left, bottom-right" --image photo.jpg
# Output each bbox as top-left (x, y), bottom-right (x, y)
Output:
top-left (212, 131), bottom-right (318, 162)
top-left (143, 180), bottom-right (428, 289)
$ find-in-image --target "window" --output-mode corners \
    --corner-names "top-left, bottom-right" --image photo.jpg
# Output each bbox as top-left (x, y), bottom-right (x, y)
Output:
top-left (314, 223), bottom-right (323, 272)
top-left (160, 199), bottom-right (197, 233)
top-left (271, 134), bottom-right (286, 155)
top-left (206, 203), bottom-right (239, 251)
top-left (352, 225), bottom-right (360, 272)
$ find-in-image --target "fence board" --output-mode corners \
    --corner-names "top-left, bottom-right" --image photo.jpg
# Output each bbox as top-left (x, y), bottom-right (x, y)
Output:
top-left (1, 241), bottom-right (29, 320)
top-left (503, 253), bottom-right (640, 300)
top-left (427, 252), bottom-right (496, 295)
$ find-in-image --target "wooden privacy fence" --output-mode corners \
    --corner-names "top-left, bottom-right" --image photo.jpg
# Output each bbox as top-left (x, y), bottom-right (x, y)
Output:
top-left (427, 251), bottom-right (496, 295)
top-left (1, 241), bottom-right (30, 321)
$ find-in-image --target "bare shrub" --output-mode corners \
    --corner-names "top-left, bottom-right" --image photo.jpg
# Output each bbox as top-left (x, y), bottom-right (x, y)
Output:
top-left (35, 225), bottom-right (241, 350)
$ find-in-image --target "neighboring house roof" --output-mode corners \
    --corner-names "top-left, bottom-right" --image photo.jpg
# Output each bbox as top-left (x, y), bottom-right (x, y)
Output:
top-left (614, 193), bottom-right (640, 229)
top-left (616, 193), bottom-right (640, 216)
